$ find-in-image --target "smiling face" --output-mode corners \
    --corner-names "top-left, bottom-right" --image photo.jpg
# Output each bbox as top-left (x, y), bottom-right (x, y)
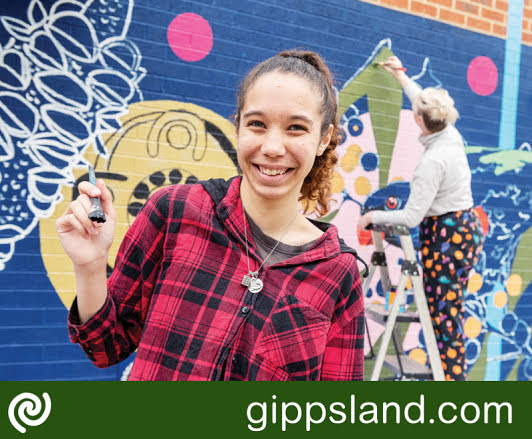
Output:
top-left (236, 71), bottom-right (332, 207)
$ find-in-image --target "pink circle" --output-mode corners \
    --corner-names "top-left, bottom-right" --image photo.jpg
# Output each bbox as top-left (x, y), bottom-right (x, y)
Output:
top-left (467, 56), bottom-right (498, 96)
top-left (167, 13), bottom-right (213, 62)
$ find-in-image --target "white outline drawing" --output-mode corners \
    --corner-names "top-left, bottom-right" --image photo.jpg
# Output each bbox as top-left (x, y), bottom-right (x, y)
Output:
top-left (0, 0), bottom-right (145, 270)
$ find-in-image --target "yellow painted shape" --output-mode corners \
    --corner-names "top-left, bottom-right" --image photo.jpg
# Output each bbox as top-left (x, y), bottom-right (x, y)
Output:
top-left (354, 176), bottom-right (371, 196)
top-left (409, 348), bottom-right (427, 365)
top-left (493, 290), bottom-right (508, 309)
top-left (331, 171), bottom-right (345, 194)
top-left (40, 100), bottom-right (238, 309)
top-left (467, 272), bottom-right (483, 294)
top-left (464, 316), bottom-right (482, 339)
top-left (506, 274), bottom-right (522, 297)
top-left (340, 143), bottom-right (362, 173)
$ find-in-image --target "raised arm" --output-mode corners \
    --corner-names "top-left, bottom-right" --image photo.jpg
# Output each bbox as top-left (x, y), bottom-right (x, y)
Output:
top-left (381, 55), bottom-right (422, 104)
top-left (55, 179), bottom-right (116, 324)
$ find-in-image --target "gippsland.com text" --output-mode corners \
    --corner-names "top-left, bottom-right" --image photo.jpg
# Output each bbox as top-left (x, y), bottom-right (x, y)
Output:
top-left (246, 394), bottom-right (512, 431)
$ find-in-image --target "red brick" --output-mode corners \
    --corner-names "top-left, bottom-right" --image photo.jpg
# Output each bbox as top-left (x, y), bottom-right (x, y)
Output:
top-left (456, 1), bottom-right (480, 14)
top-left (495, 0), bottom-right (509, 12)
top-left (481, 7), bottom-right (505, 22)
top-left (380, 0), bottom-right (409, 9)
top-left (525, 7), bottom-right (532, 20)
top-left (523, 32), bottom-right (532, 44)
top-left (427, 0), bottom-right (453, 7)
top-left (471, 0), bottom-right (493, 6)
top-left (411, 0), bottom-right (438, 17)
top-left (467, 15), bottom-right (491, 32)
top-left (492, 23), bottom-right (506, 36)
top-left (439, 8), bottom-right (466, 25)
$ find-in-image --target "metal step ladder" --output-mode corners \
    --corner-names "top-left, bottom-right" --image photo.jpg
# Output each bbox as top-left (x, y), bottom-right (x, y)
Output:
top-left (363, 223), bottom-right (445, 381)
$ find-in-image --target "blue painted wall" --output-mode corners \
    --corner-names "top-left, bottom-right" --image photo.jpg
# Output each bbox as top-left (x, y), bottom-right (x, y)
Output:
top-left (1, 0), bottom-right (531, 380)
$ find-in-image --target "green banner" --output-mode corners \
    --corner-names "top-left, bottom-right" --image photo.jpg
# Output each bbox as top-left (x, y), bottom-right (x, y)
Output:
top-left (1, 382), bottom-right (527, 438)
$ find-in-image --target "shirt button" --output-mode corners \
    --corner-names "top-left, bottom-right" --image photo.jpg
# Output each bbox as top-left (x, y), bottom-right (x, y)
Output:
top-left (232, 356), bottom-right (237, 365)
top-left (85, 347), bottom-right (93, 354)
top-left (69, 327), bottom-right (77, 336)
top-left (241, 306), bottom-right (250, 314)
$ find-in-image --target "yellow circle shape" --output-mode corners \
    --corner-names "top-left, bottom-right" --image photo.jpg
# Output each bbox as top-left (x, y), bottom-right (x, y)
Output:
top-left (354, 176), bottom-right (371, 196)
top-left (506, 274), bottom-right (522, 297)
top-left (493, 290), bottom-right (508, 308)
top-left (464, 316), bottom-right (482, 338)
top-left (331, 171), bottom-right (345, 194)
top-left (467, 273), bottom-right (483, 294)
top-left (409, 348), bottom-right (427, 365)
top-left (39, 100), bottom-right (239, 309)
top-left (340, 144), bottom-right (362, 173)
top-left (391, 176), bottom-right (404, 182)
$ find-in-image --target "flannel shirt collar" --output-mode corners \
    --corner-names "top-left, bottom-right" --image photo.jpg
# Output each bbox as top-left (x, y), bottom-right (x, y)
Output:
top-left (200, 176), bottom-right (362, 268)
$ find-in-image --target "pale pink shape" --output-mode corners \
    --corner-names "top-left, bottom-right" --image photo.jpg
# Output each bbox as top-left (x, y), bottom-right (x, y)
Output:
top-left (467, 56), bottom-right (498, 96)
top-left (167, 13), bottom-right (213, 62)
top-left (388, 110), bottom-right (424, 182)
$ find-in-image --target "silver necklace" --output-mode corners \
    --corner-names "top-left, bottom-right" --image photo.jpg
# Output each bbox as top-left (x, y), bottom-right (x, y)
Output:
top-left (241, 210), bottom-right (298, 293)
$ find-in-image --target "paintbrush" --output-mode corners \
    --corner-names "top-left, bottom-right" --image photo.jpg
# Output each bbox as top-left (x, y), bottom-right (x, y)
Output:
top-left (378, 61), bottom-right (407, 71)
top-left (87, 165), bottom-right (106, 223)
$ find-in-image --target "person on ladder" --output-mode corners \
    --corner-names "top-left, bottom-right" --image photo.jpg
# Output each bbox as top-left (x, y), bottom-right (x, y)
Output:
top-left (358, 55), bottom-right (484, 381)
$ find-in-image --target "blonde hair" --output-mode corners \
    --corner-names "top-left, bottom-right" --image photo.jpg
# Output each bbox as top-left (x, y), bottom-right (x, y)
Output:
top-left (413, 87), bottom-right (459, 133)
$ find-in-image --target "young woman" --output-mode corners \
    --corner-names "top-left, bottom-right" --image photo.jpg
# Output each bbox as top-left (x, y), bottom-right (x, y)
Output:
top-left (359, 56), bottom-right (484, 381)
top-left (57, 49), bottom-right (367, 381)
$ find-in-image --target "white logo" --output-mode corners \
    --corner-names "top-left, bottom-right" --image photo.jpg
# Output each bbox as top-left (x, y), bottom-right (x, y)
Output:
top-left (8, 392), bottom-right (52, 434)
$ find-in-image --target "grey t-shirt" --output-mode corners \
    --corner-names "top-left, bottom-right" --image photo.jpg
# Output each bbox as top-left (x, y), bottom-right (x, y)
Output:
top-left (247, 214), bottom-right (319, 266)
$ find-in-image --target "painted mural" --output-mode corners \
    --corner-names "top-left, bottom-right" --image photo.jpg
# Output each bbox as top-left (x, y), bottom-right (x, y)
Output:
top-left (1, 0), bottom-right (531, 381)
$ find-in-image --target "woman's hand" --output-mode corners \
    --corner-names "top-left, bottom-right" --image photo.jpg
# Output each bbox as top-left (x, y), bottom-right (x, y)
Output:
top-left (381, 55), bottom-right (411, 89)
top-left (56, 179), bottom-right (116, 269)
top-left (358, 212), bottom-right (374, 231)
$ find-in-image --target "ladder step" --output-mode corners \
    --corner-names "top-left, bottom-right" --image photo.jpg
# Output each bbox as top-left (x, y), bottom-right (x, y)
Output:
top-left (366, 303), bottom-right (420, 323)
top-left (383, 355), bottom-right (433, 380)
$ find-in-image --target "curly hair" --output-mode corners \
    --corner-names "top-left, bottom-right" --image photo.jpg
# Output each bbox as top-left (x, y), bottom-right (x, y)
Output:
top-left (234, 49), bottom-right (341, 217)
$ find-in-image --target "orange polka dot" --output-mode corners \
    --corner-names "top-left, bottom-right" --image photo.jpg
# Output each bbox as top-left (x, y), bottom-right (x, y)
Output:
top-left (431, 271), bottom-right (436, 278)
top-left (447, 348), bottom-right (457, 359)
top-left (442, 362), bottom-right (448, 370)
top-left (435, 264), bottom-right (442, 271)
top-left (452, 234), bottom-right (462, 244)
top-left (447, 291), bottom-right (457, 301)
top-left (450, 307), bottom-right (458, 316)
top-left (422, 247), bottom-right (429, 256)
top-left (459, 346), bottom-right (465, 354)
top-left (465, 233), bottom-right (472, 241)
top-left (425, 260), bottom-right (433, 269)
top-left (445, 374), bottom-right (451, 381)
top-left (453, 365), bottom-right (462, 375)
top-left (455, 251), bottom-right (463, 260)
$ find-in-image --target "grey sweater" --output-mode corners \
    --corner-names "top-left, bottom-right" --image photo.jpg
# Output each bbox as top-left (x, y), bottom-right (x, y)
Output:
top-left (372, 81), bottom-right (474, 228)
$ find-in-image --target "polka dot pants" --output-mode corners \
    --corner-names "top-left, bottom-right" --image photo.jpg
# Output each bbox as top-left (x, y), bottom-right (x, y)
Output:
top-left (420, 208), bottom-right (484, 381)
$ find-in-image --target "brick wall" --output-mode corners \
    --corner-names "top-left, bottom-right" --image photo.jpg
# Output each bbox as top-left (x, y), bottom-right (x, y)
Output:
top-left (360, 0), bottom-right (532, 44)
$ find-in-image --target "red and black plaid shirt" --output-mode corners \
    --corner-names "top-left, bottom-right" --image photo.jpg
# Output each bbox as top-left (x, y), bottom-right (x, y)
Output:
top-left (68, 177), bottom-right (365, 380)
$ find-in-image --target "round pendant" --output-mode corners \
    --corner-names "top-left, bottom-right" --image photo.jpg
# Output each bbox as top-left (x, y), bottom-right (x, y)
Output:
top-left (248, 277), bottom-right (263, 293)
